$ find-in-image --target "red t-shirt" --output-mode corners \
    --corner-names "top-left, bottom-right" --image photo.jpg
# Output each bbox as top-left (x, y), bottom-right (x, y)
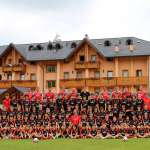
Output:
top-left (27, 92), bottom-right (33, 101)
top-left (143, 97), bottom-right (150, 110)
top-left (34, 91), bottom-right (42, 102)
top-left (3, 98), bottom-right (10, 111)
top-left (70, 115), bottom-right (81, 125)
top-left (45, 92), bottom-right (55, 99)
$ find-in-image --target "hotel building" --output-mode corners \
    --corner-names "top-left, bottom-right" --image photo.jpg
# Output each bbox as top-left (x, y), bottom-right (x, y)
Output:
top-left (0, 36), bottom-right (150, 93)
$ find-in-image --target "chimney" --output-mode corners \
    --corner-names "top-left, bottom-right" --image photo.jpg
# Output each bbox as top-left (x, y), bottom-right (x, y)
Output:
top-left (128, 45), bottom-right (135, 52)
top-left (115, 45), bottom-right (120, 52)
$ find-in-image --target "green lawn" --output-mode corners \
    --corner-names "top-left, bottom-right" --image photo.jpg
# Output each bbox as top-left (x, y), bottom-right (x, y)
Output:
top-left (0, 139), bottom-right (150, 150)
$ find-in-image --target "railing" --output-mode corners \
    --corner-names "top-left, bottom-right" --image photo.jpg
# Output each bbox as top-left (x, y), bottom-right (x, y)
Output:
top-left (87, 77), bottom-right (117, 87)
top-left (2, 64), bottom-right (26, 72)
top-left (60, 78), bottom-right (86, 88)
top-left (117, 76), bottom-right (148, 86)
top-left (60, 76), bottom-right (148, 88)
top-left (0, 80), bottom-right (37, 89)
top-left (74, 61), bottom-right (100, 69)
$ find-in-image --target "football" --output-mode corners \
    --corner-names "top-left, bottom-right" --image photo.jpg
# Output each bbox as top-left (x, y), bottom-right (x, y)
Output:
top-left (123, 136), bottom-right (128, 141)
top-left (33, 138), bottom-right (39, 143)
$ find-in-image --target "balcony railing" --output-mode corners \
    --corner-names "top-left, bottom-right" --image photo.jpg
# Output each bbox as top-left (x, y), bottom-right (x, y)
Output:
top-left (117, 76), bottom-right (148, 86)
top-left (0, 80), bottom-right (37, 89)
top-left (2, 64), bottom-right (26, 72)
top-left (74, 61), bottom-right (100, 69)
top-left (60, 76), bottom-right (148, 88)
top-left (60, 78), bottom-right (86, 88)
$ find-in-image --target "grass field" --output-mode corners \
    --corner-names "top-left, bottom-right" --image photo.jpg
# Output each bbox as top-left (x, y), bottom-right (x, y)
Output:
top-left (0, 139), bottom-right (150, 150)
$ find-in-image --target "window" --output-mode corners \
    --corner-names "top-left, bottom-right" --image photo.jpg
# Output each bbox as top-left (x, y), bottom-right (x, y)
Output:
top-left (79, 55), bottom-right (85, 62)
top-left (47, 80), bottom-right (56, 88)
top-left (95, 88), bottom-right (100, 93)
top-left (8, 58), bottom-right (12, 64)
top-left (104, 40), bottom-right (111, 46)
top-left (18, 58), bottom-right (23, 64)
top-left (76, 71), bottom-right (82, 79)
top-left (107, 57), bottom-right (114, 61)
top-left (55, 43), bottom-right (62, 50)
top-left (95, 71), bottom-right (100, 79)
top-left (47, 65), bottom-right (56, 73)
top-left (0, 59), bottom-right (2, 66)
top-left (36, 44), bottom-right (43, 50)
top-left (122, 70), bottom-right (129, 77)
top-left (20, 73), bottom-right (25, 80)
top-left (107, 71), bottom-right (113, 78)
top-left (64, 72), bottom-right (69, 79)
top-left (91, 55), bottom-right (96, 62)
top-left (47, 42), bottom-right (53, 50)
top-left (7, 73), bottom-right (12, 80)
top-left (0, 74), bottom-right (2, 80)
top-left (30, 73), bottom-right (36, 80)
top-left (126, 39), bottom-right (133, 45)
top-left (30, 62), bottom-right (36, 65)
top-left (136, 70), bottom-right (142, 77)
top-left (71, 42), bottom-right (77, 48)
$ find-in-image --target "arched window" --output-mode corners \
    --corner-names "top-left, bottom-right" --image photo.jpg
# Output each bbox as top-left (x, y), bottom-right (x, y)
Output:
top-left (104, 40), bottom-right (111, 46)
top-left (126, 39), bottom-right (133, 45)
top-left (71, 42), bottom-right (77, 48)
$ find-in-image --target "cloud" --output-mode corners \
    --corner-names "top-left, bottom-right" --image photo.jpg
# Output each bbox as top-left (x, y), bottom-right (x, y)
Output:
top-left (0, 0), bottom-right (150, 44)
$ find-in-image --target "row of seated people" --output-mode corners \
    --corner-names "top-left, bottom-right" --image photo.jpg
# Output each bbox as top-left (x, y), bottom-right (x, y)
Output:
top-left (0, 88), bottom-right (150, 139)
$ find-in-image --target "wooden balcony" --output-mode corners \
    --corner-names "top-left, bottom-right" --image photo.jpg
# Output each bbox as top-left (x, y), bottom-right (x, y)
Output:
top-left (13, 64), bottom-right (26, 72)
top-left (75, 61), bottom-right (100, 69)
top-left (60, 76), bottom-right (148, 88)
top-left (0, 80), bottom-right (37, 89)
top-left (117, 76), bottom-right (148, 86)
top-left (2, 65), bottom-right (12, 72)
top-left (2, 64), bottom-right (26, 72)
top-left (87, 77), bottom-right (117, 87)
top-left (60, 79), bottom-right (85, 88)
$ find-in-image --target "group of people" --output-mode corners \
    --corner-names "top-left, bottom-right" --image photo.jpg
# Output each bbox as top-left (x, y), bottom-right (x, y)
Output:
top-left (0, 87), bottom-right (150, 140)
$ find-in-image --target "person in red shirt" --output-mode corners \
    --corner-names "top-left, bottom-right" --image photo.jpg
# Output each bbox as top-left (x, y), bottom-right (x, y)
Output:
top-left (101, 88), bottom-right (109, 100)
top-left (70, 110), bottom-right (81, 126)
top-left (143, 97), bottom-right (150, 110)
top-left (45, 89), bottom-right (55, 101)
top-left (112, 87), bottom-right (122, 99)
top-left (3, 93), bottom-right (11, 112)
top-left (137, 87), bottom-right (146, 100)
top-left (122, 87), bottom-right (131, 98)
top-left (33, 87), bottom-right (42, 102)
top-left (25, 89), bottom-right (33, 101)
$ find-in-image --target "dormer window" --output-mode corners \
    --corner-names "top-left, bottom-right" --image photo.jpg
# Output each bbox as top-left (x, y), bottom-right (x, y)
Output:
top-left (71, 42), bottom-right (77, 48)
top-left (47, 42), bottom-right (53, 50)
top-left (28, 45), bottom-right (34, 51)
top-left (126, 39), bottom-right (133, 45)
top-left (36, 44), bottom-right (43, 50)
top-left (55, 43), bottom-right (62, 50)
top-left (104, 40), bottom-right (111, 46)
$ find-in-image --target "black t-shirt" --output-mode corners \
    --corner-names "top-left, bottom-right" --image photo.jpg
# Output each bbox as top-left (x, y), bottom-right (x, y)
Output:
top-left (98, 99), bottom-right (105, 106)
top-left (88, 99), bottom-right (96, 106)
top-left (80, 92), bottom-right (90, 100)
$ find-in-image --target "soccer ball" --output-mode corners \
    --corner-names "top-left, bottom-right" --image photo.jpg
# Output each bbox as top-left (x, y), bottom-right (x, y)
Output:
top-left (123, 136), bottom-right (128, 141)
top-left (33, 138), bottom-right (39, 143)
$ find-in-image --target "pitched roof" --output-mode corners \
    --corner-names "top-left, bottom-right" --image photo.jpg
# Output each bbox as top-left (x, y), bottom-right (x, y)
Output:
top-left (0, 37), bottom-right (150, 61)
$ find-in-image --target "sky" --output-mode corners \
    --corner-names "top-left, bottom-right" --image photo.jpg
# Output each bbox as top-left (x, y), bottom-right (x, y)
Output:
top-left (0, 0), bottom-right (150, 45)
